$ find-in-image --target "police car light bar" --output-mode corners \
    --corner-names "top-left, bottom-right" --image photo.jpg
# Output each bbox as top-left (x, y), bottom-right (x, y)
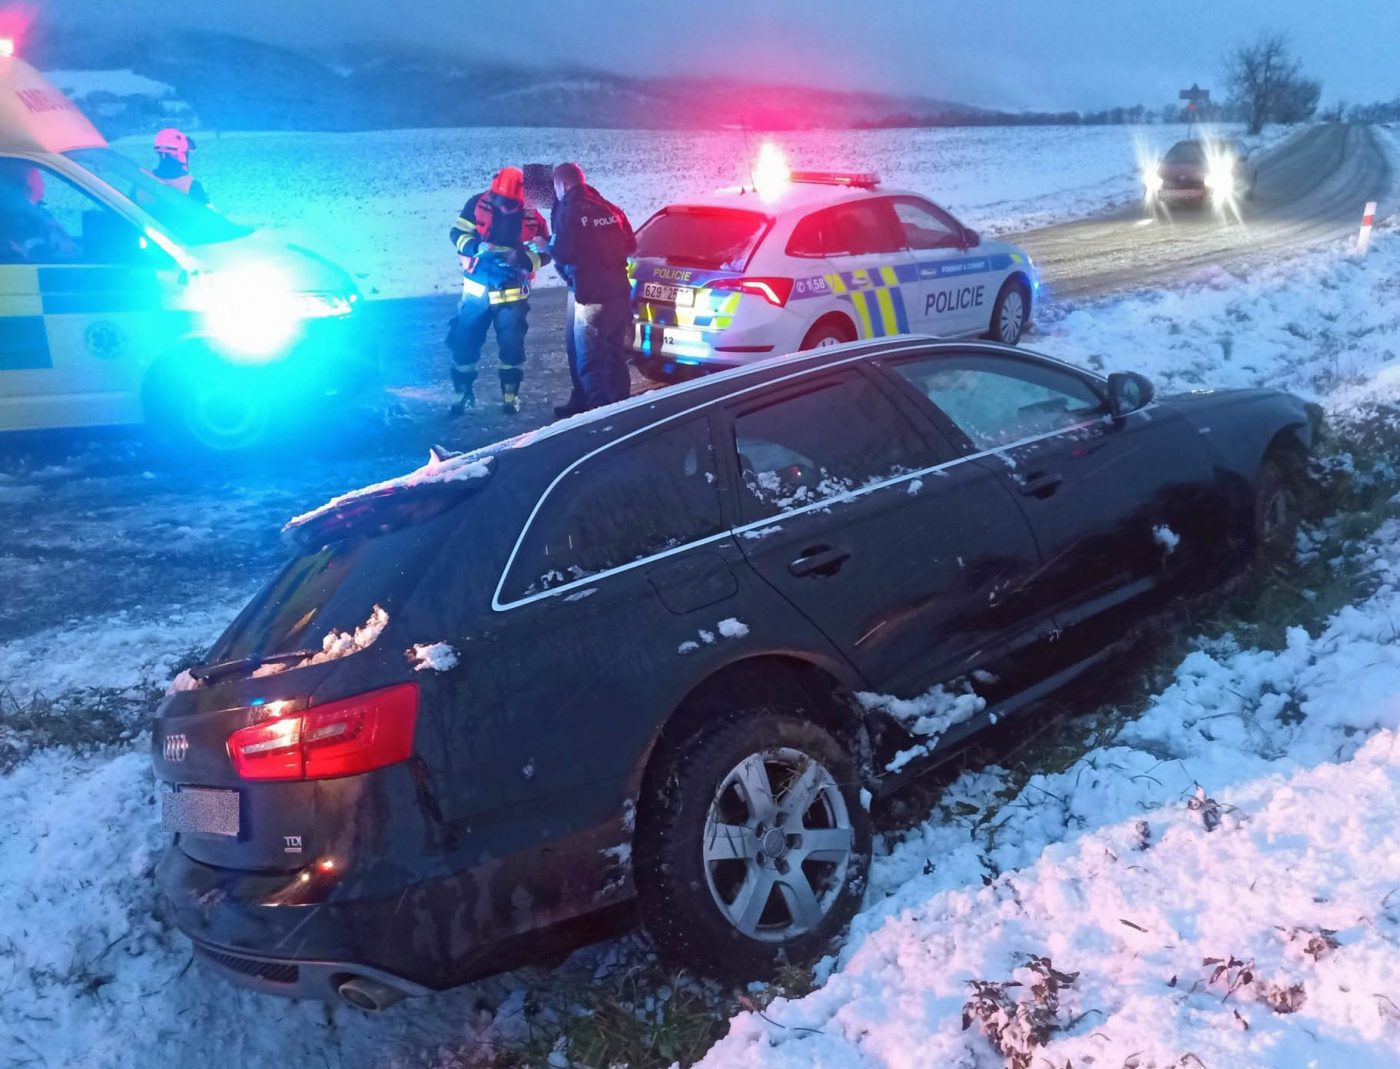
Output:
top-left (0, 39), bottom-right (15, 58)
top-left (789, 170), bottom-right (880, 189)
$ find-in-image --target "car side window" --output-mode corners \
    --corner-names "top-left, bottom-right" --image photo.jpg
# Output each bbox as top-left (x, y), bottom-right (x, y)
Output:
top-left (787, 201), bottom-right (903, 258)
top-left (732, 372), bottom-right (939, 522)
top-left (505, 418), bottom-right (723, 599)
top-left (0, 162), bottom-right (139, 265)
top-left (892, 198), bottom-right (962, 251)
top-left (886, 353), bottom-right (1104, 451)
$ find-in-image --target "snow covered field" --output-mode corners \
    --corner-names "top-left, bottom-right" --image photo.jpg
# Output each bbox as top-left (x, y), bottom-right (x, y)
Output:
top-left (1, 128), bottom-right (1395, 1068)
top-left (111, 122), bottom-right (1283, 300)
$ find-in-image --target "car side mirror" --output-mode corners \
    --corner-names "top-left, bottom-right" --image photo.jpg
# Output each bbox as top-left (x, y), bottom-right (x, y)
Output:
top-left (1106, 371), bottom-right (1155, 419)
top-left (961, 226), bottom-right (980, 249)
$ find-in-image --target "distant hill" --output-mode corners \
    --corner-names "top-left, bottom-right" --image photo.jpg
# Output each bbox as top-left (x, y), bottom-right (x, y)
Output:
top-left (27, 30), bottom-right (982, 134)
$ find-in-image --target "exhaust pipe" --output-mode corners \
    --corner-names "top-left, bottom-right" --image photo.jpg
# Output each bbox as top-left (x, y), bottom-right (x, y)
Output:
top-left (337, 975), bottom-right (407, 1012)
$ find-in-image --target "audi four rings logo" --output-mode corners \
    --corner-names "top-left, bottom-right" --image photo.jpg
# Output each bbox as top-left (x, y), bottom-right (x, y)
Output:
top-left (164, 734), bottom-right (189, 762)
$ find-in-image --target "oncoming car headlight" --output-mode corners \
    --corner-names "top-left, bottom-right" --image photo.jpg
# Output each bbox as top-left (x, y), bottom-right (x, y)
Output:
top-left (191, 266), bottom-right (353, 362)
top-left (1143, 171), bottom-right (1163, 195)
top-left (1205, 166), bottom-right (1235, 197)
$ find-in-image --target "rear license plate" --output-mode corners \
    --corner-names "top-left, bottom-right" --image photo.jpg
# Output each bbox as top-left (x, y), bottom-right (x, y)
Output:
top-left (641, 281), bottom-right (694, 306)
top-left (161, 786), bottom-right (240, 838)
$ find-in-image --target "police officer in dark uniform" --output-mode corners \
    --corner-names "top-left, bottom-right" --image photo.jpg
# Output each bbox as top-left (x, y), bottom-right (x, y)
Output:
top-left (447, 166), bottom-right (550, 415)
top-left (548, 162), bottom-right (635, 415)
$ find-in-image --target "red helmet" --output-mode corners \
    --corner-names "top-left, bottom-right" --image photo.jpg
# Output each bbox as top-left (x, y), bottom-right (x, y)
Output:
top-left (489, 166), bottom-right (524, 202)
top-left (154, 128), bottom-right (193, 166)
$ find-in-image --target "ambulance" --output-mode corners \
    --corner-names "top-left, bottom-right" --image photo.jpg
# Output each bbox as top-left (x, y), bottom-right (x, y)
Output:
top-left (629, 145), bottom-right (1038, 380)
top-left (0, 42), bottom-right (368, 449)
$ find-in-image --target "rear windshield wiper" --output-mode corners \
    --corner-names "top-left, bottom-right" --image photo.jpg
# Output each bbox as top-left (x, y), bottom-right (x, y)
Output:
top-left (188, 649), bottom-right (319, 685)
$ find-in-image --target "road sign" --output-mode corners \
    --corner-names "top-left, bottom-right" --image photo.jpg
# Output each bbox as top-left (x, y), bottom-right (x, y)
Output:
top-left (1179, 84), bottom-right (1211, 104)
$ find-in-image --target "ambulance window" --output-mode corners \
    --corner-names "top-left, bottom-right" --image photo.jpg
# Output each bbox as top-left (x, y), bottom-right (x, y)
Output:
top-left (892, 198), bottom-right (963, 251)
top-left (0, 164), bottom-right (140, 265)
top-left (505, 418), bottom-right (723, 599)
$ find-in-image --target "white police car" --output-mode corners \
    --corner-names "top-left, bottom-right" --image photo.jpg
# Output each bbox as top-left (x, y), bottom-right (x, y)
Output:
top-left (0, 42), bottom-right (367, 449)
top-left (629, 151), bottom-right (1037, 379)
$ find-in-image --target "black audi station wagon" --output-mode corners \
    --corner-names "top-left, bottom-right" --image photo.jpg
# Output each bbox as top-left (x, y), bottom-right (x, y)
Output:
top-left (152, 337), bottom-right (1310, 1010)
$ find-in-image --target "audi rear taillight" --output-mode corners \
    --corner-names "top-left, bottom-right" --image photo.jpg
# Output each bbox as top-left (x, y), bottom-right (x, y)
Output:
top-left (228, 684), bottom-right (419, 781)
top-left (706, 277), bottom-right (793, 307)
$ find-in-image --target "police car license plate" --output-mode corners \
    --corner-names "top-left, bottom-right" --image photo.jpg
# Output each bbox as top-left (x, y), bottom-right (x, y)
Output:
top-left (641, 282), bottom-right (694, 306)
top-left (161, 786), bottom-right (240, 838)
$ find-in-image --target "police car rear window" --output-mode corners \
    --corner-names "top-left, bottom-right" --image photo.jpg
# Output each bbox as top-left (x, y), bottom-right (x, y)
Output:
top-left (634, 208), bottom-right (769, 271)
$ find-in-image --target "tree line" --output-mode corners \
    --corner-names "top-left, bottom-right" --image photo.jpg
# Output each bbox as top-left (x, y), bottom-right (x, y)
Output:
top-left (859, 32), bottom-right (1331, 131)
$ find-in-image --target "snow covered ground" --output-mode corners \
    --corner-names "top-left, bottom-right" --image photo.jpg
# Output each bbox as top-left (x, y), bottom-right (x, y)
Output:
top-left (0, 127), bottom-right (1392, 1068)
top-left (110, 122), bottom-right (1287, 300)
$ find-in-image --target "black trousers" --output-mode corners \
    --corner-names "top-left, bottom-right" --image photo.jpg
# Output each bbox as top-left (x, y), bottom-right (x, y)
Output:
top-left (450, 297), bottom-right (529, 398)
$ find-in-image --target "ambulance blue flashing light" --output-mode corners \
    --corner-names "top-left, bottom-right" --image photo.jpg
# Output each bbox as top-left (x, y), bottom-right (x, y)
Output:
top-left (789, 170), bottom-right (880, 189)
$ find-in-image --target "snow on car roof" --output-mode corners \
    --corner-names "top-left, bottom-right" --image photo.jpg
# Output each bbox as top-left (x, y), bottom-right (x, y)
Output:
top-left (285, 452), bottom-right (494, 532)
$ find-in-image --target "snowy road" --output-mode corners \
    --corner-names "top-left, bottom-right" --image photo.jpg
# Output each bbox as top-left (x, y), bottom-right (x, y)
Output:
top-left (1026, 122), bottom-right (1394, 298)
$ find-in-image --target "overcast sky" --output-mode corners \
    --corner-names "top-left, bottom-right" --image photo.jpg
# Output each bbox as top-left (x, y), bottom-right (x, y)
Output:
top-left (39, 0), bottom-right (1400, 110)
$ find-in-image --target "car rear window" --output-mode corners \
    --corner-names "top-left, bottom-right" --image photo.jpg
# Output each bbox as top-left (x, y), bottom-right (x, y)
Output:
top-left (502, 418), bottom-right (722, 601)
top-left (634, 207), bottom-right (770, 271)
top-left (207, 509), bottom-right (453, 664)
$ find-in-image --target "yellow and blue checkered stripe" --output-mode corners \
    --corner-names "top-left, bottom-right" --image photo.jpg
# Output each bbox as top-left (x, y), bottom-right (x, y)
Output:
top-left (825, 265), bottom-right (912, 339)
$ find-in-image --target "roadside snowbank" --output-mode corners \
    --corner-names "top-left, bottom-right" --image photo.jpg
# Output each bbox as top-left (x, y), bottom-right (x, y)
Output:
top-left (699, 528), bottom-right (1400, 1066)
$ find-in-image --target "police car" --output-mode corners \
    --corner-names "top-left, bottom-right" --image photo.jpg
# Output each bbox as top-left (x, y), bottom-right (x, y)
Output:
top-left (628, 150), bottom-right (1037, 379)
top-left (0, 43), bottom-right (367, 449)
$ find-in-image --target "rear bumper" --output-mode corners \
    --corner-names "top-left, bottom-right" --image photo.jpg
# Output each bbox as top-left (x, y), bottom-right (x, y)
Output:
top-left (156, 814), bottom-right (635, 999)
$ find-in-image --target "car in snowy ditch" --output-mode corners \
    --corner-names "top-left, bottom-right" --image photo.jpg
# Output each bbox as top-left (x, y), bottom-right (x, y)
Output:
top-left (0, 47), bottom-right (370, 450)
top-left (151, 335), bottom-right (1312, 1010)
top-left (628, 152), bottom-right (1037, 381)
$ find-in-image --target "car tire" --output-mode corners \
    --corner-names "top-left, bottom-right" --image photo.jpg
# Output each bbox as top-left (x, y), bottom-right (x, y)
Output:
top-left (799, 319), bottom-right (856, 350)
top-left (1252, 458), bottom-right (1299, 568)
top-left (143, 357), bottom-right (273, 454)
top-left (987, 279), bottom-right (1029, 346)
top-left (635, 712), bottom-right (871, 982)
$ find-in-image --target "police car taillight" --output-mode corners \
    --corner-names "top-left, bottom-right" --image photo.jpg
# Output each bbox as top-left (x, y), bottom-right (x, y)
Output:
top-left (0, 38), bottom-right (15, 58)
top-left (789, 170), bottom-right (880, 189)
top-left (707, 277), bottom-right (793, 307)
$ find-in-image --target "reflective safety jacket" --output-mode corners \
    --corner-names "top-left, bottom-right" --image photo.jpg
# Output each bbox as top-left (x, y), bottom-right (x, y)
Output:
top-left (450, 190), bottom-right (550, 303)
top-left (152, 157), bottom-right (210, 205)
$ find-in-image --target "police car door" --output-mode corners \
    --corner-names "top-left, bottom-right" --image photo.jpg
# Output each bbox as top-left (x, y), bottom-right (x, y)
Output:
top-left (1, 163), bottom-right (167, 430)
top-left (891, 197), bottom-right (987, 337)
top-left (818, 200), bottom-right (915, 341)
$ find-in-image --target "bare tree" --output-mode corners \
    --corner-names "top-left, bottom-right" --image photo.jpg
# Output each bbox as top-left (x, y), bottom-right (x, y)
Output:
top-left (1224, 33), bottom-right (1321, 134)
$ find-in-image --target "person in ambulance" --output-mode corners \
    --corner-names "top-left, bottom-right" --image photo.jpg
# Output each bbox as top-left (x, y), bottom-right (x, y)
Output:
top-left (0, 44), bottom-right (369, 451)
top-left (151, 127), bottom-right (210, 206)
top-left (628, 145), bottom-right (1038, 382)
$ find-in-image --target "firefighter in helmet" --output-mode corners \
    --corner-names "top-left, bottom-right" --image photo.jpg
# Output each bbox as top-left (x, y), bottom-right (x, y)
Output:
top-left (446, 166), bottom-right (550, 416)
top-left (152, 128), bottom-right (211, 205)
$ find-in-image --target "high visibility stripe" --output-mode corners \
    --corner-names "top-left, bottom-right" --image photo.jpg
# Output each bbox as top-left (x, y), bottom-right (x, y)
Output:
top-left (889, 286), bottom-right (910, 333)
top-left (489, 288), bottom-right (528, 304)
top-left (454, 216), bottom-right (475, 231)
top-left (826, 273), bottom-right (848, 295)
top-left (879, 265), bottom-right (900, 287)
top-left (37, 266), bottom-right (161, 315)
top-left (874, 286), bottom-right (899, 335)
top-left (850, 268), bottom-right (871, 289)
top-left (849, 290), bottom-right (878, 337)
top-left (0, 316), bottom-right (52, 370)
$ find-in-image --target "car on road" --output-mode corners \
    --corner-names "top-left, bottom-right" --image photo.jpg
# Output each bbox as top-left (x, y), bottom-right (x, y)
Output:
top-left (1145, 137), bottom-right (1258, 208)
top-left (0, 46), bottom-right (370, 450)
top-left (628, 165), bottom-right (1038, 381)
top-left (152, 335), bottom-right (1311, 1010)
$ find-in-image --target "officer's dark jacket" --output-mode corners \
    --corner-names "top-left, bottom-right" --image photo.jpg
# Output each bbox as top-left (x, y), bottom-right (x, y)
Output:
top-left (550, 185), bottom-right (635, 304)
